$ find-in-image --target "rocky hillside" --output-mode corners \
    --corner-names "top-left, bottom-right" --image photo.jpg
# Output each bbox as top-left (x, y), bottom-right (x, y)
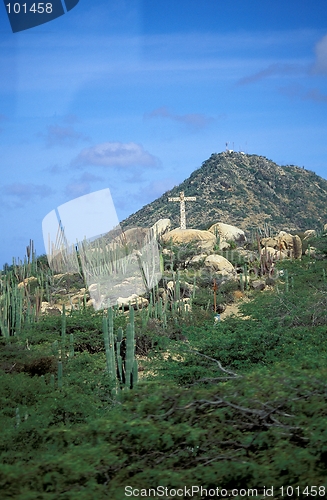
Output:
top-left (122, 152), bottom-right (327, 232)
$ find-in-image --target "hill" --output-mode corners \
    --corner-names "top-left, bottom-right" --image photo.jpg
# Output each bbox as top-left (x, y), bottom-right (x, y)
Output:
top-left (122, 151), bottom-right (327, 232)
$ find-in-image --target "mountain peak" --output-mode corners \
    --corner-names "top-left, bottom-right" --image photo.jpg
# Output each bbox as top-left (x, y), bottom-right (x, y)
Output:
top-left (122, 152), bottom-right (327, 233)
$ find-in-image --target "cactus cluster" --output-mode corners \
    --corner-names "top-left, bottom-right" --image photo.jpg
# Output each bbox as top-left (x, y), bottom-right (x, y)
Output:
top-left (0, 243), bottom-right (48, 336)
top-left (102, 306), bottom-right (138, 390)
top-left (140, 287), bottom-right (168, 329)
top-left (50, 304), bottom-right (74, 390)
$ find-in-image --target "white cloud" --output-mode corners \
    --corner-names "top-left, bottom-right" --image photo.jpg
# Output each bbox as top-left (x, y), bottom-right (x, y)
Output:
top-left (144, 106), bottom-right (214, 130)
top-left (3, 183), bottom-right (53, 204)
top-left (313, 34), bottom-right (327, 74)
top-left (279, 84), bottom-right (327, 104)
top-left (41, 124), bottom-right (89, 148)
top-left (71, 142), bottom-right (160, 169)
top-left (237, 62), bottom-right (306, 86)
top-left (303, 88), bottom-right (327, 103)
top-left (6, 29), bottom-right (315, 95)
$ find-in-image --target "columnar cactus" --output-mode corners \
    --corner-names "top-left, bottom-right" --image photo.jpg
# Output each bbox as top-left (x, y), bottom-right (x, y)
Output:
top-left (116, 326), bottom-right (123, 382)
top-left (102, 305), bottom-right (138, 390)
top-left (125, 323), bottom-right (135, 388)
top-left (103, 311), bottom-right (116, 381)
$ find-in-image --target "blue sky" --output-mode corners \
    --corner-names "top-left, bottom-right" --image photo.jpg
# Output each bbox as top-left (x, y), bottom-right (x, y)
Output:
top-left (0, 0), bottom-right (327, 267)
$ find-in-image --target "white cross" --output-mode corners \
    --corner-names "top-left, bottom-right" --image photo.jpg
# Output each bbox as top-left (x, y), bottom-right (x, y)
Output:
top-left (168, 191), bottom-right (196, 229)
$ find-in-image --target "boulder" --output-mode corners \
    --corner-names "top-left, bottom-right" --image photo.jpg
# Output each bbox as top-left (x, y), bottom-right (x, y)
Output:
top-left (166, 280), bottom-right (192, 297)
top-left (17, 276), bottom-right (38, 289)
top-left (261, 246), bottom-right (288, 261)
top-left (121, 227), bottom-right (150, 247)
top-left (261, 246), bottom-right (278, 260)
top-left (198, 239), bottom-right (217, 253)
top-left (189, 254), bottom-right (207, 266)
top-left (70, 288), bottom-right (89, 305)
top-left (219, 241), bottom-right (231, 250)
top-left (150, 219), bottom-right (171, 239)
top-left (278, 231), bottom-right (294, 251)
top-left (305, 246), bottom-right (316, 257)
top-left (261, 237), bottom-right (279, 248)
top-left (261, 231), bottom-right (302, 259)
top-left (293, 235), bottom-right (302, 259)
top-left (41, 301), bottom-right (50, 313)
top-left (208, 222), bottom-right (246, 244)
top-left (251, 279), bottom-right (266, 291)
top-left (41, 302), bottom-right (61, 316)
top-left (117, 294), bottom-right (149, 310)
top-left (303, 230), bottom-right (316, 240)
top-left (162, 229), bottom-right (216, 252)
top-left (204, 254), bottom-right (234, 272)
top-left (218, 269), bottom-right (236, 278)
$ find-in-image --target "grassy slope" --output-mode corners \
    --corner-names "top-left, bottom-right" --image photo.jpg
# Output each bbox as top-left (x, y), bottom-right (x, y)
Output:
top-left (1, 243), bottom-right (327, 499)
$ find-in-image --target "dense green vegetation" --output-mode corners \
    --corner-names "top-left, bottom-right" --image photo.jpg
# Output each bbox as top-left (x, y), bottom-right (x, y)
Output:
top-left (1, 236), bottom-right (327, 499)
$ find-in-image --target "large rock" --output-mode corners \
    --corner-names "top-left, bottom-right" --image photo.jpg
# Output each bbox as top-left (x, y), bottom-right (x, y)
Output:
top-left (261, 237), bottom-right (279, 248)
top-left (261, 246), bottom-right (278, 260)
top-left (208, 222), bottom-right (246, 244)
top-left (117, 294), bottom-right (149, 310)
top-left (162, 228), bottom-right (216, 252)
top-left (41, 302), bottom-right (61, 315)
top-left (17, 276), bottom-right (38, 289)
top-left (293, 235), bottom-right (302, 259)
top-left (261, 246), bottom-right (288, 261)
top-left (251, 279), bottom-right (266, 291)
top-left (204, 254), bottom-right (234, 272)
top-left (261, 231), bottom-right (302, 259)
top-left (189, 254), bottom-right (207, 266)
top-left (303, 230), bottom-right (316, 240)
top-left (70, 288), bottom-right (89, 305)
top-left (117, 220), bottom-right (171, 248)
top-left (150, 219), bottom-right (171, 239)
top-left (278, 232), bottom-right (302, 259)
top-left (121, 227), bottom-right (150, 247)
top-left (278, 231), bottom-right (294, 251)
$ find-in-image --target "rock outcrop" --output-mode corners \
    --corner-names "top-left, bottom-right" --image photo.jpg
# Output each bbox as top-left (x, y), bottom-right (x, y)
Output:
top-left (261, 246), bottom-right (287, 260)
top-left (204, 254), bottom-right (234, 272)
top-left (150, 219), bottom-right (171, 239)
top-left (208, 222), bottom-right (246, 245)
top-left (117, 294), bottom-right (149, 310)
top-left (303, 229), bottom-right (316, 240)
top-left (162, 228), bottom-right (216, 253)
top-left (260, 231), bottom-right (302, 259)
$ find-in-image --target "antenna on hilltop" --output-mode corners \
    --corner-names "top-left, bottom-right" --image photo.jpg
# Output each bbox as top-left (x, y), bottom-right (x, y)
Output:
top-left (225, 142), bottom-right (229, 151)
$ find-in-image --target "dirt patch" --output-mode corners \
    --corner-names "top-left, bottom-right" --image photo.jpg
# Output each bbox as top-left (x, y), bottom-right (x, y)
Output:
top-left (220, 296), bottom-right (251, 321)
